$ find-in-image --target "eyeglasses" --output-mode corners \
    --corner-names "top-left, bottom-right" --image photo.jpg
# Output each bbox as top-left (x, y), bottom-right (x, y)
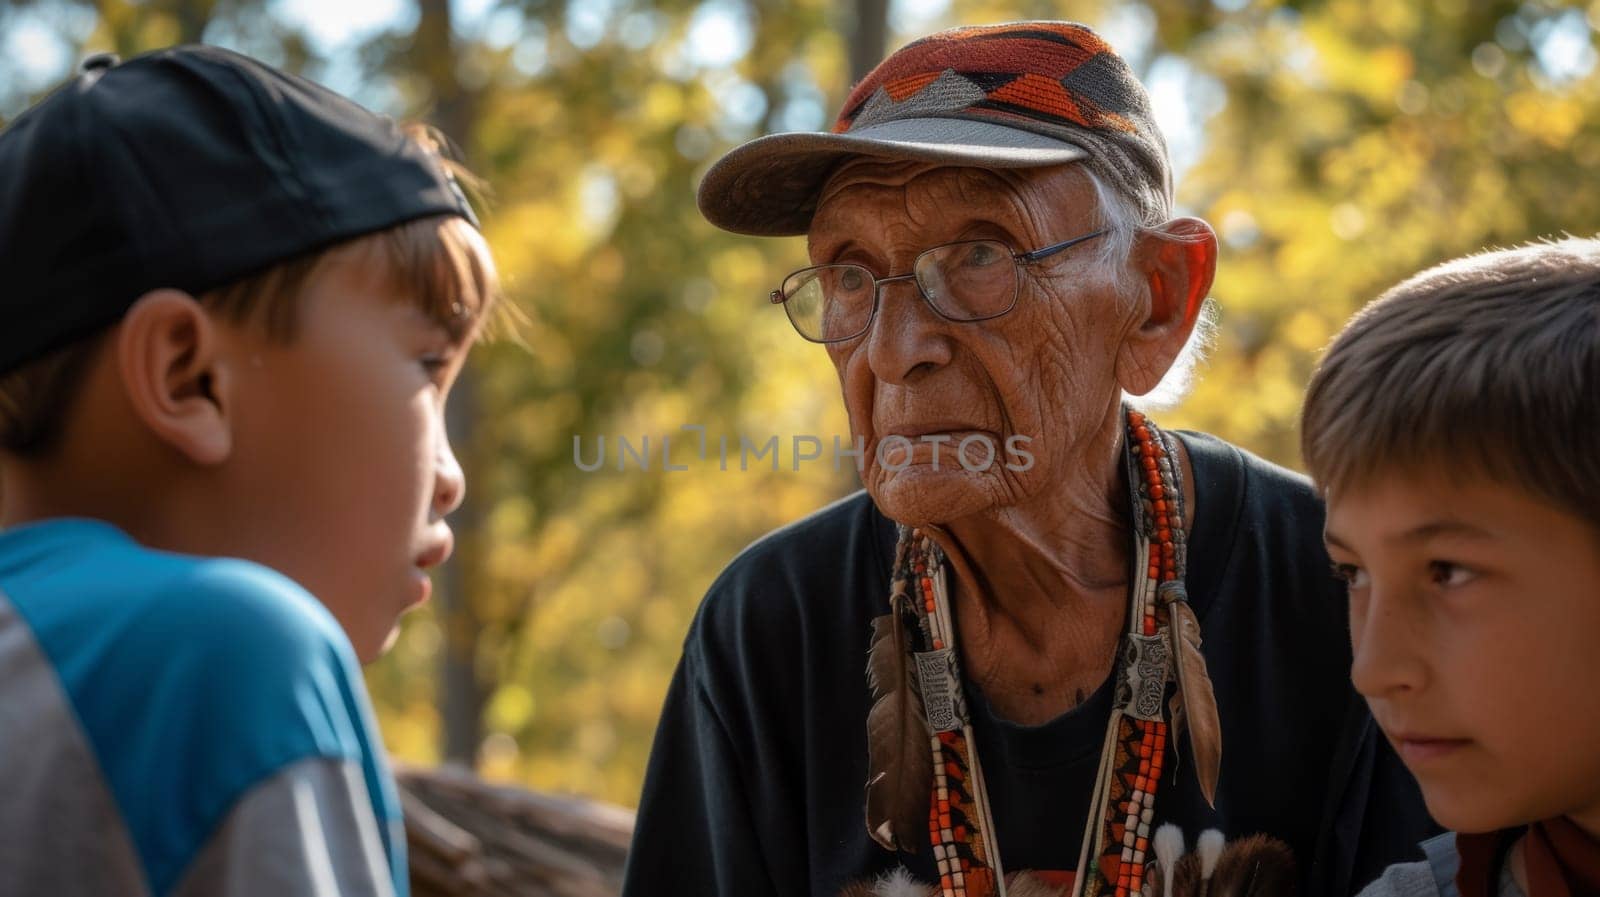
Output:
top-left (770, 230), bottom-right (1106, 343)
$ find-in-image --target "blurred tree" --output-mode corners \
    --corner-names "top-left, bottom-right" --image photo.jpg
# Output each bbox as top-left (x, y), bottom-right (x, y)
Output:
top-left (850, 0), bottom-right (889, 80)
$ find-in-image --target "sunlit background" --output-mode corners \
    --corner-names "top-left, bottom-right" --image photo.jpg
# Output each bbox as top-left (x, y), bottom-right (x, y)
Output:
top-left (4, 0), bottom-right (1597, 810)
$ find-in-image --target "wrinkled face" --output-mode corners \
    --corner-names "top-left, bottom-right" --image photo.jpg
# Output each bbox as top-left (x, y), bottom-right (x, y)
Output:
top-left (808, 161), bottom-right (1135, 525)
top-left (222, 250), bottom-right (473, 661)
top-left (1326, 472), bottom-right (1600, 833)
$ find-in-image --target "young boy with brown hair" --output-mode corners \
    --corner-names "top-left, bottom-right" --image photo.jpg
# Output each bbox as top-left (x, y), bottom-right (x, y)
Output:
top-left (1301, 237), bottom-right (1600, 897)
top-left (0, 46), bottom-right (499, 896)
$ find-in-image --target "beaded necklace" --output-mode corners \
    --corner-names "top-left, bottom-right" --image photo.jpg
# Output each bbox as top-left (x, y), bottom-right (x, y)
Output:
top-left (865, 407), bottom-right (1220, 897)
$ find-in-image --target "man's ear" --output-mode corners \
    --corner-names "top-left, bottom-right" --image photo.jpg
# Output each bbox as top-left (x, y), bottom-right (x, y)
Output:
top-left (115, 289), bottom-right (233, 466)
top-left (1115, 217), bottom-right (1218, 396)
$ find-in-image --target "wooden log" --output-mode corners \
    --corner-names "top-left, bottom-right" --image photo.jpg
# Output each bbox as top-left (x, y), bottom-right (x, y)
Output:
top-left (399, 765), bottom-right (634, 897)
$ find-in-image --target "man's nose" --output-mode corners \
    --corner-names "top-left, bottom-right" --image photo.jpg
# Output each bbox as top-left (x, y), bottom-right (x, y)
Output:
top-left (864, 276), bottom-right (953, 385)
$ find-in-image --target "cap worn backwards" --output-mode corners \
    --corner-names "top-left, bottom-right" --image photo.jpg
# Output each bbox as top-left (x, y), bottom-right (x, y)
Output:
top-left (0, 44), bottom-right (478, 376)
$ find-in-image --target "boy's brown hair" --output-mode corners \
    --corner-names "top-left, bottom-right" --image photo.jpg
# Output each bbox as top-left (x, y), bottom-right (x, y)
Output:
top-left (1302, 237), bottom-right (1600, 528)
top-left (0, 211), bottom-right (499, 457)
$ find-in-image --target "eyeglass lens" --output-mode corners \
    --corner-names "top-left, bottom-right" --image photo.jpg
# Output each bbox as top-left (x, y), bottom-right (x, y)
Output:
top-left (778, 240), bottom-right (1020, 342)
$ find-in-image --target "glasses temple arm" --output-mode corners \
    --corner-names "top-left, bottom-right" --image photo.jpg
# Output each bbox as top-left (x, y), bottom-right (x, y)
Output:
top-left (1017, 229), bottom-right (1109, 264)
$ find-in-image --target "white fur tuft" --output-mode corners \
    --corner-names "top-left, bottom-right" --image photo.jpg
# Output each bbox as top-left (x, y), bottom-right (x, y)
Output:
top-left (1197, 828), bottom-right (1225, 879)
top-left (1153, 823), bottom-right (1186, 897)
top-left (872, 867), bottom-right (936, 897)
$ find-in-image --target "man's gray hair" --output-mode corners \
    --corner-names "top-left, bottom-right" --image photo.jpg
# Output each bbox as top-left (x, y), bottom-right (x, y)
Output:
top-left (1078, 166), bottom-right (1216, 409)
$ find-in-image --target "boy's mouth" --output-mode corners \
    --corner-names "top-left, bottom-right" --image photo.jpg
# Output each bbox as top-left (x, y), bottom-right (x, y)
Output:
top-left (408, 532), bottom-right (454, 607)
top-left (414, 532), bottom-right (455, 571)
top-left (1389, 732), bottom-right (1472, 765)
top-left (409, 570), bottom-right (433, 606)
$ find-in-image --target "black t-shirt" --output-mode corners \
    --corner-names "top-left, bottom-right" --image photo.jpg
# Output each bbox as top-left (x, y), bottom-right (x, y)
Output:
top-left (621, 432), bottom-right (1437, 897)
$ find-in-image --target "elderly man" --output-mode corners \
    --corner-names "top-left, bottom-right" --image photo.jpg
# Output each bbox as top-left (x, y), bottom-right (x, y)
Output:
top-left (622, 22), bottom-right (1434, 897)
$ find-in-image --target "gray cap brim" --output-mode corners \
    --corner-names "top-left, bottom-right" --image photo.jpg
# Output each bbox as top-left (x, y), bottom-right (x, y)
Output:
top-left (696, 117), bottom-right (1089, 237)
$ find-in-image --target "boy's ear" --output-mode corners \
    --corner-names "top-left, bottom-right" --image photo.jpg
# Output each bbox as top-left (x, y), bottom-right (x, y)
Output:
top-left (115, 289), bottom-right (233, 466)
top-left (1115, 217), bottom-right (1219, 397)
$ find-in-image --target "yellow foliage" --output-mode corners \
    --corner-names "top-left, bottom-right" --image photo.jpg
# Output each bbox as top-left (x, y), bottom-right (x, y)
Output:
top-left (640, 82), bottom-right (685, 126)
top-left (1506, 91), bottom-right (1585, 148)
top-left (1283, 310), bottom-right (1332, 354)
top-left (487, 683), bottom-right (538, 732)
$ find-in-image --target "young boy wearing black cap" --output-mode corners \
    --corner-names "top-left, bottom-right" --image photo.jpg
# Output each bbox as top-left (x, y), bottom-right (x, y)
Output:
top-left (0, 46), bottom-right (499, 896)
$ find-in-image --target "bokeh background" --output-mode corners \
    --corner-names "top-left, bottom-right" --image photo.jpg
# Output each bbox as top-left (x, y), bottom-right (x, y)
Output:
top-left (4, 0), bottom-right (1597, 810)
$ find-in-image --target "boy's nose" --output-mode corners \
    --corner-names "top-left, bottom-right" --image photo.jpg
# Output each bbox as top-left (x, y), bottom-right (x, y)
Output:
top-left (1349, 590), bottom-right (1428, 700)
top-left (433, 435), bottom-right (466, 518)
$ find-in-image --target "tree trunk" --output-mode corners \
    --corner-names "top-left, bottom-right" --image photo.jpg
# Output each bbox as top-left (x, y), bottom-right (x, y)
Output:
top-left (439, 371), bottom-right (488, 768)
top-left (848, 0), bottom-right (889, 82)
top-left (172, 0), bottom-right (215, 44)
top-left (411, 0), bottom-right (488, 769)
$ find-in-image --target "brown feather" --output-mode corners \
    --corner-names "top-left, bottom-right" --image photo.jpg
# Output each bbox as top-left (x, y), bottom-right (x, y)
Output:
top-left (1169, 599), bottom-right (1222, 807)
top-left (1168, 693), bottom-right (1187, 771)
top-left (864, 607), bottom-right (931, 851)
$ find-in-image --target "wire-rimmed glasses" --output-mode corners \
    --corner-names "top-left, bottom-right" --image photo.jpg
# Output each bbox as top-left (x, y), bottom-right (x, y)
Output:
top-left (770, 230), bottom-right (1106, 343)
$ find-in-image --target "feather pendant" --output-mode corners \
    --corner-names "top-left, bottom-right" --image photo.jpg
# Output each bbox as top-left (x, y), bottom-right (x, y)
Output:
top-left (1167, 597), bottom-right (1222, 807)
top-left (1168, 692), bottom-right (1187, 769)
top-left (865, 605), bottom-right (931, 851)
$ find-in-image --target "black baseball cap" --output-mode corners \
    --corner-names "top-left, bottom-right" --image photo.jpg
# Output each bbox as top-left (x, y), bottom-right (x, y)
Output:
top-left (0, 44), bottom-right (479, 376)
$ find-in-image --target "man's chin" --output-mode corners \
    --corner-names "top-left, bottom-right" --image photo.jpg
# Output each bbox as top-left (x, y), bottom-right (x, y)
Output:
top-left (866, 464), bottom-right (999, 527)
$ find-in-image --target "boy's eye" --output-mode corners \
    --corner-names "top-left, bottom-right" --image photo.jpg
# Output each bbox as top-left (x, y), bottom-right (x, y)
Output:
top-left (1428, 561), bottom-right (1475, 588)
top-left (1331, 562), bottom-right (1369, 590)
